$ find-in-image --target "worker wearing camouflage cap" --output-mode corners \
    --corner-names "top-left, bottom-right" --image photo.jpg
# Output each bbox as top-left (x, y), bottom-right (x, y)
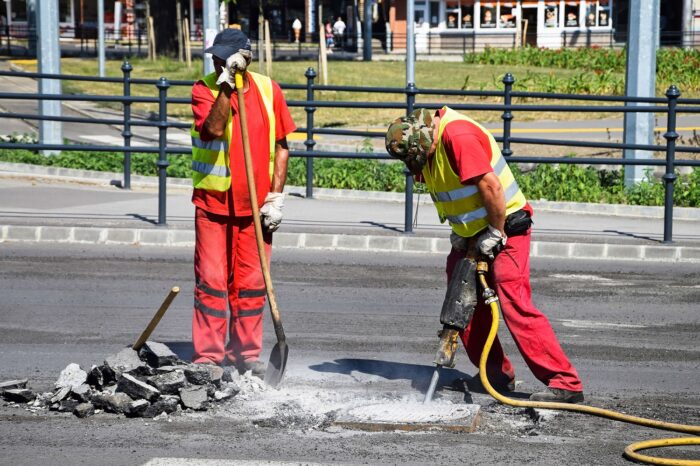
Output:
top-left (386, 107), bottom-right (584, 403)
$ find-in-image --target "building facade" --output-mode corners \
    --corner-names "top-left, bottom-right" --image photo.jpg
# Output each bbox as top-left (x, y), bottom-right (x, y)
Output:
top-left (387, 0), bottom-right (699, 52)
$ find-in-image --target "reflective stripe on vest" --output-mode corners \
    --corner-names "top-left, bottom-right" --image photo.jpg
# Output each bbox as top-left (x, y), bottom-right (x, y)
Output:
top-left (422, 106), bottom-right (527, 238)
top-left (190, 71), bottom-right (276, 192)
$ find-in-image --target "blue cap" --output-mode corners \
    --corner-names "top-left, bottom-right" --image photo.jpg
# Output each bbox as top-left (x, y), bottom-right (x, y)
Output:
top-left (205, 29), bottom-right (252, 60)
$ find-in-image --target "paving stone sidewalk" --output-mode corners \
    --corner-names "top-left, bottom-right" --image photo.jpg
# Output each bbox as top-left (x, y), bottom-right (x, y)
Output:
top-left (1, 164), bottom-right (699, 263)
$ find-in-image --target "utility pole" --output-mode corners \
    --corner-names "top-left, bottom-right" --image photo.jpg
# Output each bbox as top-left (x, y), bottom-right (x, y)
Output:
top-left (623, 0), bottom-right (660, 185)
top-left (363, 0), bottom-right (372, 60)
top-left (202, 0), bottom-right (218, 75)
top-left (26, 0), bottom-right (36, 56)
top-left (98, 0), bottom-right (105, 77)
top-left (682, 0), bottom-right (693, 49)
top-left (406, 0), bottom-right (415, 94)
top-left (36, 0), bottom-right (62, 155)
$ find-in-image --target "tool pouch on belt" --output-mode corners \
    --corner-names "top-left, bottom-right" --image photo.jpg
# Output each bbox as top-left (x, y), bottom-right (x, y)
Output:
top-left (504, 209), bottom-right (532, 236)
top-left (440, 257), bottom-right (478, 330)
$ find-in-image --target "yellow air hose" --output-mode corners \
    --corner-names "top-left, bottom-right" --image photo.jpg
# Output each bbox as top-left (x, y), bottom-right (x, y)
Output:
top-left (475, 261), bottom-right (700, 466)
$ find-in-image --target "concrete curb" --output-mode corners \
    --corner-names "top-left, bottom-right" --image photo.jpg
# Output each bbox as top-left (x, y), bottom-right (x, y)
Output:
top-left (2, 224), bottom-right (699, 262)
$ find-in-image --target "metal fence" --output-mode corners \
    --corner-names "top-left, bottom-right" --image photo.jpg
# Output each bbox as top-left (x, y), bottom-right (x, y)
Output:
top-left (0, 64), bottom-right (699, 243)
top-left (3, 24), bottom-right (699, 58)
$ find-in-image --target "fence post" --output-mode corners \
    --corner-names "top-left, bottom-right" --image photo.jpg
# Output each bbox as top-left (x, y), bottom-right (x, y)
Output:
top-left (304, 67), bottom-right (317, 199)
top-left (404, 82), bottom-right (418, 234)
top-left (121, 59), bottom-right (133, 190)
top-left (662, 85), bottom-right (680, 244)
top-left (156, 77), bottom-right (170, 225)
top-left (501, 73), bottom-right (515, 158)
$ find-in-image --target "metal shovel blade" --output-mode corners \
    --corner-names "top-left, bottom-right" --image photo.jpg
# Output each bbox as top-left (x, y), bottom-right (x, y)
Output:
top-left (264, 340), bottom-right (289, 388)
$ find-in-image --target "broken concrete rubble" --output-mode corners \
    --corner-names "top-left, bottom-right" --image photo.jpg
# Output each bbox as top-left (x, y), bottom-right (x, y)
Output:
top-left (73, 403), bottom-right (95, 418)
top-left (0, 379), bottom-right (29, 392)
top-left (5, 342), bottom-right (255, 419)
top-left (2, 388), bottom-right (36, 403)
top-left (116, 373), bottom-right (161, 402)
top-left (104, 348), bottom-right (145, 377)
top-left (90, 392), bottom-right (133, 414)
top-left (71, 384), bottom-right (92, 403)
top-left (179, 386), bottom-right (208, 411)
top-left (147, 370), bottom-right (187, 395)
top-left (183, 364), bottom-right (211, 385)
top-left (139, 341), bottom-right (179, 368)
top-left (55, 363), bottom-right (88, 391)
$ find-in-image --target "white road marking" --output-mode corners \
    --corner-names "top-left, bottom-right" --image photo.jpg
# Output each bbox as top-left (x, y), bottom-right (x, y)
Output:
top-left (548, 274), bottom-right (632, 286)
top-left (143, 460), bottom-right (328, 466)
top-left (558, 319), bottom-right (646, 329)
top-left (549, 274), bottom-right (613, 281)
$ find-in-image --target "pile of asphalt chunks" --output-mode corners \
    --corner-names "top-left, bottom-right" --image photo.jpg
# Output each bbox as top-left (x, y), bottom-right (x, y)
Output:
top-left (0, 341), bottom-right (246, 418)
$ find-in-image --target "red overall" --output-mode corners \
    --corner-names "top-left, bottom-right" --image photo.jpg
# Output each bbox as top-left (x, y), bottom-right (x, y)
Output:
top-left (190, 75), bottom-right (295, 365)
top-left (437, 108), bottom-right (582, 392)
top-left (446, 230), bottom-right (582, 392)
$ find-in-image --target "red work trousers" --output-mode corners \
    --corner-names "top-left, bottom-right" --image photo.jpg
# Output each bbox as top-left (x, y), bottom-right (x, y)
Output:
top-left (192, 207), bottom-right (271, 366)
top-left (446, 228), bottom-right (583, 392)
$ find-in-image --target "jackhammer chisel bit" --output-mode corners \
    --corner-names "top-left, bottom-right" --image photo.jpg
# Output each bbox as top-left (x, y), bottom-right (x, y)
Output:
top-left (424, 257), bottom-right (478, 404)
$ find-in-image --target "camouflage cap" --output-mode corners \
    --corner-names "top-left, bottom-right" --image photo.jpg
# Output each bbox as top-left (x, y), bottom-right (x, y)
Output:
top-left (385, 108), bottom-right (434, 160)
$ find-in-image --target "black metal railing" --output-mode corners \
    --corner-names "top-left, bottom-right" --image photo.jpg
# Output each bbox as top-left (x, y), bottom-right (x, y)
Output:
top-left (0, 64), bottom-right (699, 243)
top-left (3, 23), bottom-right (700, 58)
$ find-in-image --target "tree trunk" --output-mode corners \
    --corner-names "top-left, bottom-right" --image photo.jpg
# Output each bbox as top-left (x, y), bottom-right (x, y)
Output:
top-left (150, 0), bottom-right (177, 56)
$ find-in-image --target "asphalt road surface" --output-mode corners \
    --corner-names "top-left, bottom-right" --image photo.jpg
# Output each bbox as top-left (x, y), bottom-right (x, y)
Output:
top-left (1, 243), bottom-right (698, 465)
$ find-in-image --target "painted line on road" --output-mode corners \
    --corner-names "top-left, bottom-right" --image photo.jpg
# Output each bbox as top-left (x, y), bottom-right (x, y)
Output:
top-left (143, 460), bottom-right (328, 466)
top-left (549, 273), bottom-right (613, 281)
top-left (558, 319), bottom-right (647, 329)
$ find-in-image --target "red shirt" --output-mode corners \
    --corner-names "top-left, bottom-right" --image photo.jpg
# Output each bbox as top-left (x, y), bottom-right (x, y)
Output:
top-left (433, 108), bottom-right (533, 216)
top-left (191, 75), bottom-right (296, 217)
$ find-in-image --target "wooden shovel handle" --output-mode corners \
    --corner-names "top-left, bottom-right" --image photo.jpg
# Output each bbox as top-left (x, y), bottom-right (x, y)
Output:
top-left (133, 286), bottom-right (180, 351)
top-left (234, 71), bottom-right (286, 344)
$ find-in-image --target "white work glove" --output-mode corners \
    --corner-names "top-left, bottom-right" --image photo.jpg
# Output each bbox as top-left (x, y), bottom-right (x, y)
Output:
top-left (260, 192), bottom-right (284, 233)
top-left (476, 225), bottom-right (507, 260)
top-left (215, 50), bottom-right (252, 87)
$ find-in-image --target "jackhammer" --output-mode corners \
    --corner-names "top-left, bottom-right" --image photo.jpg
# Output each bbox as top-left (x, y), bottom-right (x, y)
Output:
top-left (423, 257), bottom-right (478, 404)
top-left (424, 258), bottom-right (700, 465)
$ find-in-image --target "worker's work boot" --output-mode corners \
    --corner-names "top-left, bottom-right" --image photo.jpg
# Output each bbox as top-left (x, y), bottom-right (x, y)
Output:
top-left (529, 388), bottom-right (584, 403)
top-left (237, 359), bottom-right (266, 378)
top-left (465, 373), bottom-right (516, 393)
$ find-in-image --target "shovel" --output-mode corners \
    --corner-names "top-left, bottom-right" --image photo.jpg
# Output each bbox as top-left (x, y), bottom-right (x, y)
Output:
top-left (234, 70), bottom-right (288, 388)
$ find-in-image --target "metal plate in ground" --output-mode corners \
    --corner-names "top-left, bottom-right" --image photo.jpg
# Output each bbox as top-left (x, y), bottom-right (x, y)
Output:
top-left (334, 401), bottom-right (481, 432)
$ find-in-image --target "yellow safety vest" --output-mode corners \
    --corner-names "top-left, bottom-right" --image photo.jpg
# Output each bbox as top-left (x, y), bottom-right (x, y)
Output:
top-left (190, 71), bottom-right (276, 191)
top-left (422, 106), bottom-right (527, 238)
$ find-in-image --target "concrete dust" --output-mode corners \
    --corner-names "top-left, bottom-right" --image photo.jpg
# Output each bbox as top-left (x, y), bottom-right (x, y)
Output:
top-left (344, 400), bottom-right (475, 423)
top-left (196, 375), bottom-right (478, 433)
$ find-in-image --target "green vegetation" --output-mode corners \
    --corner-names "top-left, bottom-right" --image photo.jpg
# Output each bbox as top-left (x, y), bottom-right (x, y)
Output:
top-left (1, 146), bottom-right (697, 207)
top-left (12, 55), bottom-right (639, 127)
top-left (12, 49), bottom-right (700, 130)
top-left (464, 47), bottom-right (700, 94)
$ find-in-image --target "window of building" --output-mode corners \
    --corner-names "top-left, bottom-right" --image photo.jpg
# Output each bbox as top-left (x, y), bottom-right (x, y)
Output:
top-left (584, 0), bottom-right (612, 28)
top-left (544, 3), bottom-right (559, 28)
top-left (481, 2), bottom-right (497, 28)
top-left (499, 2), bottom-right (516, 28)
top-left (564, 1), bottom-right (580, 27)
top-left (429, 1), bottom-right (440, 28)
top-left (415, 1), bottom-right (427, 27)
top-left (445, 0), bottom-right (474, 29)
top-left (461, 1), bottom-right (475, 28)
top-left (12, 0), bottom-right (28, 22)
top-left (598, 0), bottom-right (611, 27)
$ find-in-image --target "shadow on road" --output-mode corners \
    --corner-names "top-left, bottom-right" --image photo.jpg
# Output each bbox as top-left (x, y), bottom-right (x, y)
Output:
top-left (309, 358), bottom-right (471, 392)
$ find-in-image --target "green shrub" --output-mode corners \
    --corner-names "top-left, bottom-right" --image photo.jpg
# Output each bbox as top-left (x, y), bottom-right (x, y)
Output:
top-left (1, 148), bottom-right (697, 207)
top-left (464, 47), bottom-right (700, 94)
